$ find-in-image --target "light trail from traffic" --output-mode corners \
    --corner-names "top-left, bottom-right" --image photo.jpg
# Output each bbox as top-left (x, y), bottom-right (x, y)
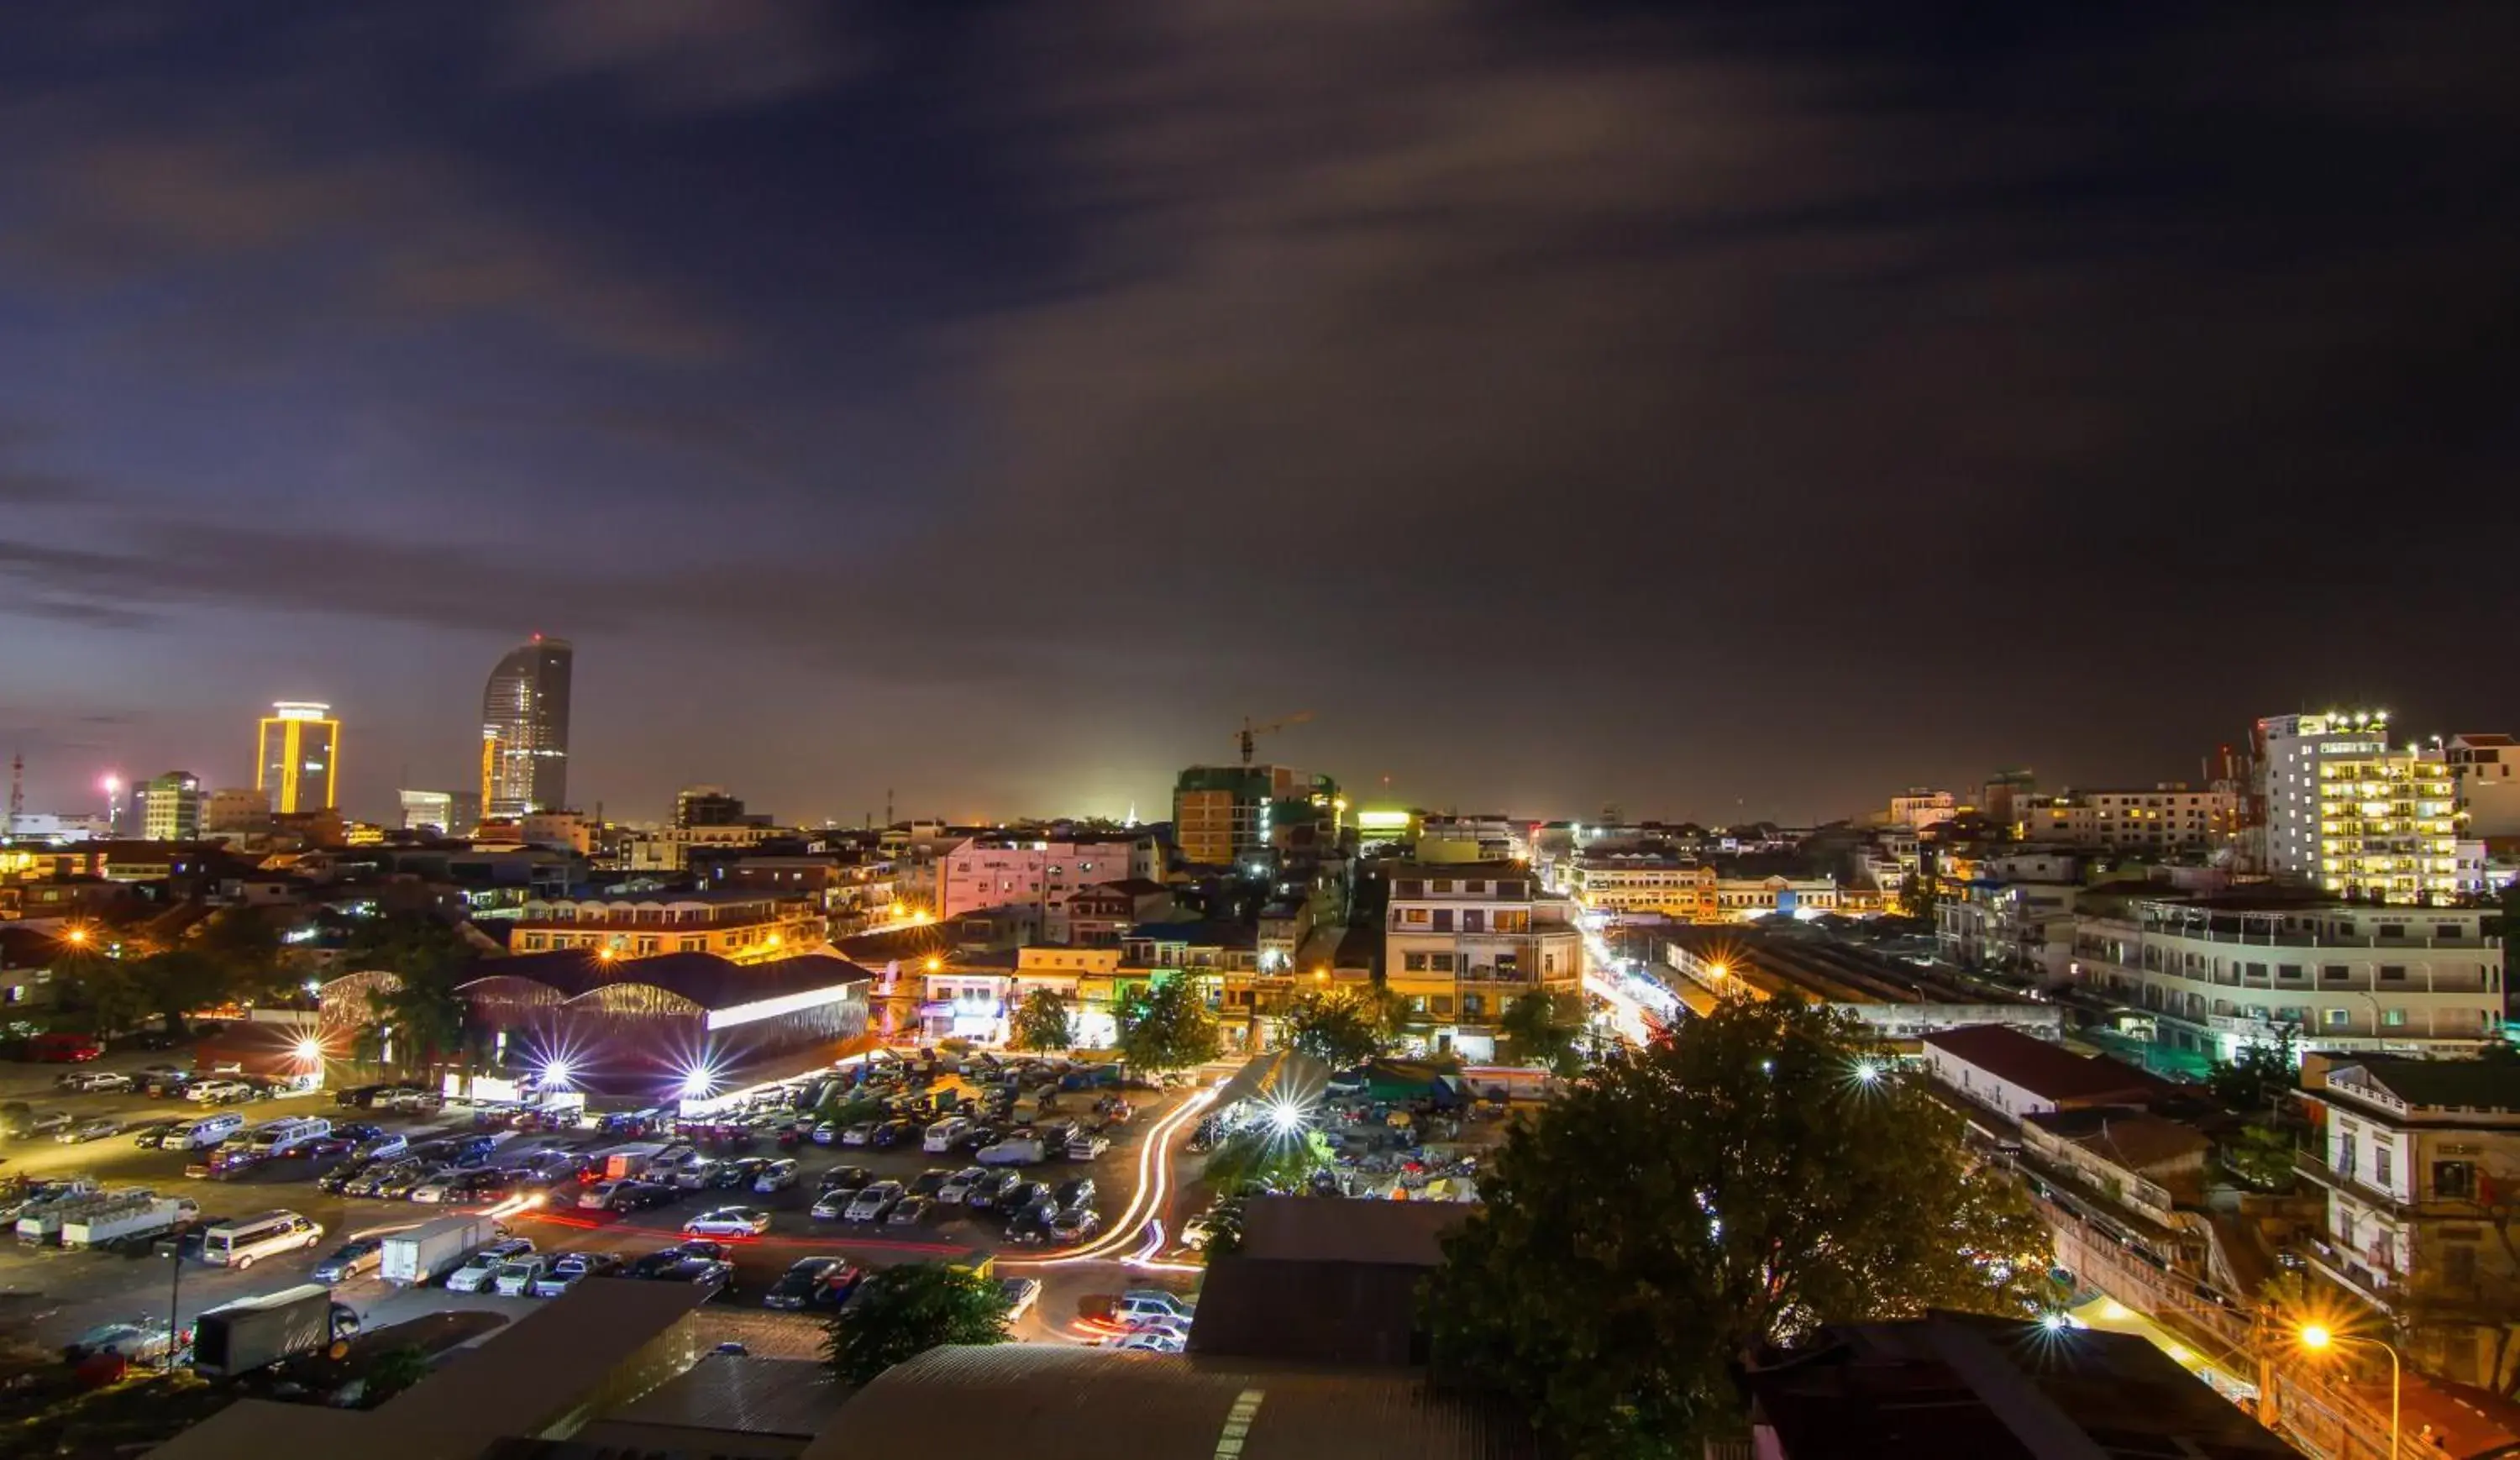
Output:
top-left (1005, 1084), bottom-right (1215, 1269)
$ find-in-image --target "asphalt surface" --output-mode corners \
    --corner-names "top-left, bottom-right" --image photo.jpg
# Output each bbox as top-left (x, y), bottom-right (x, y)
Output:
top-left (0, 1051), bottom-right (1214, 1354)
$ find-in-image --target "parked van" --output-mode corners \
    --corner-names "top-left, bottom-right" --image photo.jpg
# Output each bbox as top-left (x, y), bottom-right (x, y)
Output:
top-left (921, 1117), bottom-right (972, 1154)
top-left (201, 1210), bottom-right (323, 1269)
top-left (245, 1117), bottom-right (331, 1158)
top-left (170, 1113), bottom-right (245, 1150)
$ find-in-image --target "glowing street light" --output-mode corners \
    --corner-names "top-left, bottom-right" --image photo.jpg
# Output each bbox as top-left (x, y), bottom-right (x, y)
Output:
top-left (292, 1037), bottom-right (323, 1063)
top-left (1263, 1093), bottom-right (1313, 1135)
top-left (680, 1063), bottom-right (722, 1100)
top-left (64, 927), bottom-right (88, 947)
top-left (925, 956), bottom-right (943, 974)
top-left (2297, 1325), bottom-right (2399, 1458)
top-left (1853, 1060), bottom-right (1882, 1084)
top-left (595, 944), bottom-right (617, 962)
top-left (540, 1060), bottom-right (575, 1090)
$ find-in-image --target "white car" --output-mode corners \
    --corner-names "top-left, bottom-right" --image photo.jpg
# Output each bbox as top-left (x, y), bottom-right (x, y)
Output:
top-left (681, 1206), bottom-right (772, 1238)
top-left (491, 1257), bottom-right (547, 1296)
top-left (58, 1071), bottom-right (134, 1094)
top-left (188, 1080), bottom-right (251, 1105)
top-left (997, 1277), bottom-right (1042, 1324)
top-left (66, 1319), bottom-right (183, 1364)
top-left (578, 1180), bottom-right (627, 1211)
top-left (843, 1182), bottom-right (903, 1224)
top-left (444, 1238), bottom-right (536, 1294)
top-left (356, 1134), bottom-right (410, 1161)
top-left (752, 1159), bottom-right (799, 1194)
top-left (1113, 1329), bottom-right (1186, 1354)
top-left (936, 1167), bottom-right (990, 1204)
top-left (838, 1123), bottom-right (877, 1147)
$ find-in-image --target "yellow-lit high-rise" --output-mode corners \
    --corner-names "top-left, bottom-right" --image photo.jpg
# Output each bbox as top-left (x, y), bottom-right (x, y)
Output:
top-left (255, 701), bottom-right (339, 813)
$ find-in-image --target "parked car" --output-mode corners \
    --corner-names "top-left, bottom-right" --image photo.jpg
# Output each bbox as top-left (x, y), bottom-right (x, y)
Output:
top-left (889, 1195), bottom-right (939, 1227)
top-left (529, 1252), bottom-right (623, 1297)
top-left (809, 1188), bottom-right (857, 1221)
top-left (811, 1121), bottom-right (842, 1146)
top-left (965, 1170), bottom-right (1020, 1209)
top-left (186, 1081), bottom-right (253, 1106)
top-left (1053, 1178), bottom-right (1098, 1211)
top-left (56, 1071), bottom-right (134, 1094)
top-left (1115, 1289), bottom-right (1197, 1326)
top-left (1048, 1206), bottom-right (1100, 1242)
top-left (997, 1276), bottom-right (1043, 1324)
top-left (838, 1122), bottom-right (877, 1147)
top-left (608, 1180), bottom-right (678, 1212)
top-left (375, 1165), bottom-right (443, 1200)
top-left (127, 1118), bottom-right (186, 1149)
top-left (652, 1257), bottom-right (734, 1295)
top-left (64, 1319), bottom-right (185, 1365)
top-left (672, 1158), bottom-right (724, 1190)
top-left (1114, 1329), bottom-right (1186, 1354)
top-left (444, 1238), bottom-right (536, 1294)
top-left (17, 1110), bottom-right (75, 1138)
top-left (491, 1257), bottom-right (549, 1296)
top-left (763, 1257), bottom-right (858, 1310)
top-left (711, 1158), bottom-right (770, 1190)
top-left (936, 1167), bottom-right (990, 1205)
top-left (312, 1238), bottom-right (386, 1284)
top-left (681, 1206), bottom-right (771, 1238)
top-left (627, 1241), bottom-right (727, 1277)
top-left (818, 1165), bottom-right (874, 1192)
top-left (870, 1119), bottom-right (918, 1148)
top-left (843, 1182), bottom-right (903, 1224)
top-left (1003, 1201), bottom-right (1058, 1245)
top-left (752, 1159), bottom-right (799, 1194)
top-left (356, 1133), bottom-right (410, 1161)
top-left (59, 1116), bottom-right (123, 1143)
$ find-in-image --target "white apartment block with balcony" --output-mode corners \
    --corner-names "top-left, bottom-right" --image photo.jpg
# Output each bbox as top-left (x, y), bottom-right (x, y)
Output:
top-left (2257, 710), bottom-right (2460, 901)
top-left (1384, 863), bottom-right (1583, 1060)
top-left (2071, 895), bottom-right (2503, 1062)
top-left (2297, 1057), bottom-right (2520, 1388)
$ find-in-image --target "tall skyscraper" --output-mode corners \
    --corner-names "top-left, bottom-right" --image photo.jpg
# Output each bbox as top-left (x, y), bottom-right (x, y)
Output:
top-left (255, 702), bottom-right (339, 813)
top-left (481, 635), bottom-right (573, 817)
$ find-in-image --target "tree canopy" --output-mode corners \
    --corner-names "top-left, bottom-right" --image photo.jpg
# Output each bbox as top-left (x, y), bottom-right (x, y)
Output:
top-left (1200, 1123), bottom-right (1336, 1195)
top-left (2204, 1027), bottom-right (2300, 1114)
top-left (1008, 988), bottom-right (1075, 1053)
top-left (823, 1261), bottom-right (1009, 1383)
top-left (1115, 976), bottom-right (1221, 1073)
top-left (1423, 995), bottom-right (2050, 1456)
top-left (1278, 988), bottom-right (1391, 1069)
top-left (1496, 990), bottom-right (1590, 1076)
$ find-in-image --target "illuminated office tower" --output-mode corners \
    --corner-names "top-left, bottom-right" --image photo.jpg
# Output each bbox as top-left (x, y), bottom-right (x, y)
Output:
top-left (255, 702), bottom-right (339, 813)
top-left (481, 635), bottom-right (574, 817)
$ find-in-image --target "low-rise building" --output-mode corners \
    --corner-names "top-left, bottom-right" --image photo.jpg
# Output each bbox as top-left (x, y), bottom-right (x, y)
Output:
top-left (1920, 1023), bottom-right (2173, 1119)
top-left (1046, 877), bottom-right (1174, 947)
top-left (937, 832), bottom-right (1163, 925)
top-left (1711, 873), bottom-right (1840, 921)
top-left (2297, 1055), bottom-right (2520, 1389)
top-left (1568, 853), bottom-right (1714, 921)
top-left (2015, 783), bottom-right (2238, 852)
top-left (2070, 893), bottom-right (2505, 1063)
top-left (2448, 733), bottom-right (2520, 838)
top-left (511, 890), bottom-right (825, 963)
top-left (1935, 848), bottom-right (2085, 982)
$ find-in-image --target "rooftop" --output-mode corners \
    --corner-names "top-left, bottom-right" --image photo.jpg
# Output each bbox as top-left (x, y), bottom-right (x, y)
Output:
top-left (2019, 1107), bottom-right (2212, 1173)
top-left (1740, 1311), bottom-right (2299, 1459)
top-left (2328, 1056), bottom-right (2520, 1114)
top-left (799, 1344), bottom-right (1536, 1460)
top-left (455, 948), bottom-right (872, 1011)
top-left (1921, 1025), bottom-right (2174, 1104)
top-left (1237, 1194), bottom-right (1467, 1267)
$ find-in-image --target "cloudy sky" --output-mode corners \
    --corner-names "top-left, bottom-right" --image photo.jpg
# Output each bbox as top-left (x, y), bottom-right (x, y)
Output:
top-left (3, 2), bottom-right (2516, 827)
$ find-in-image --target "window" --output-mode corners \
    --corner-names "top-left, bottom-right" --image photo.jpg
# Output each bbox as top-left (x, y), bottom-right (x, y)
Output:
top-left (1431, 880), bottom-right (1454, 894)
top-left (2321, 965), bottom-right (2349, 982)
top-left (1462, 910), bottom-right (1485, 933)
top-left (2434, 1160), bottom-right (2477, 1201)
top-left (1462, 994), bottom-right (1484, 1018)
top-left (1402, 908), bottom-right (1430, 927)
top-left (2443, 1244), bottom-right (2478, 1289)
top-left (2337, 1134), bottom-right (2356, 1179)
top-left (2324, 1007), bottom-right (2350, 1027)
top-left (2378, 965), bottom-right (2407, 982)
top-left (1431, 995), bottom-right (1453, 1016)
top-left (1429, 953), bottom-right (1456, 973)
top-left (2374, 1148), bottom-right (2393, 1188)
top-left (2278, 964), bottom-right (2304, 980)
top-left (1432, 910), bottom-right (1454, 932)
top-left (2383, 1008), bottom-right (2407, 1027)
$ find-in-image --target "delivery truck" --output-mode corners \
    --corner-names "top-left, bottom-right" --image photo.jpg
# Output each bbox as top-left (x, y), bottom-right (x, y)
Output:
top-left (603, 1142), bottom-right (671, 1180)
top-left (380, 1212), bottom-right (495, 1286)
top-left (18, 1190), bottom-right (136, 1246)
top-left (60, 1195), bottom-right (199, 1251)
top-left (191, 1284), bottom-right (361, 1376)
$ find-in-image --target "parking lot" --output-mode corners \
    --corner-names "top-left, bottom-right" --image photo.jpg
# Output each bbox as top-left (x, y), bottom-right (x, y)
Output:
top-left (0, 1052), bottom-right (1204, 1353)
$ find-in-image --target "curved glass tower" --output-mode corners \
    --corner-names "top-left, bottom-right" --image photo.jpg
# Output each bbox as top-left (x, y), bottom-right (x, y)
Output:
top-left (480, 636), bottom-right (573, 817)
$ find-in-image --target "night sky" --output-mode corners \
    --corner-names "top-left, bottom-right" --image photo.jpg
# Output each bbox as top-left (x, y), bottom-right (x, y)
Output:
top-left (4, 3), bottom-right (2517, 827)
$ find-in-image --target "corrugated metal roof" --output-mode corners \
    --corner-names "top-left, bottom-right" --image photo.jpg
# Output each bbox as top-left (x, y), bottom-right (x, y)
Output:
top-left (803, 1344), bottom-right (1536, 1460)
top-left (1238, 1195), bottom-right (1466, 1266)
top-left (602, 1355), bottom-right (849, 1436)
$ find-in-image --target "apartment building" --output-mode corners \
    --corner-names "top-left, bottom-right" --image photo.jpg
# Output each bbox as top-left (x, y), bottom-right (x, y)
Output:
top-left (2015, 783), bottom-right (2236, 852)
top-left (1383, 863), bottom-right (1583, 1059)
top-left (937, 832), bottom-right (1162, 924)
top-left (1568, 854), bottom-right (1714, 921)
top-left (1935, 850), bottom-right (2084, 981)
top-left (1711, 874), bottom-right (1840, 921)
top-left (2071, 894), bottom-right (2504, 1062)
top-left (2255, 710), bottom-right (2460, 901)
top-left (510, 890), bottom-right (825, 963)
top-left (2446, 733), bottom-right (2520, 838)
top-left (2297, 1057), bottom-right (2520, 1388)
top-left (619, 824), bottom-right (784, 873)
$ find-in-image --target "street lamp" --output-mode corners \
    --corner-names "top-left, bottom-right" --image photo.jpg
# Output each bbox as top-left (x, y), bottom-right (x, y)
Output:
top-left (2298, 1324), bottom-right (2400, 1459)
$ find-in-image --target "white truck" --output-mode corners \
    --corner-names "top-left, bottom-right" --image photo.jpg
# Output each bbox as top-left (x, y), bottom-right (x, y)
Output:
top-left (18, 1190), bottom-right (135, 1246)
top-left (381, 1213), bottom-right (496, 1287)
top-left (61, 1195), bottom-right (199, 1250)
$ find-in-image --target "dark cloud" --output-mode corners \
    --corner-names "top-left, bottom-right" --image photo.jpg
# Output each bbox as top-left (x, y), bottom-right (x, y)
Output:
top-left (1, 2), bottom-right (2516, 820)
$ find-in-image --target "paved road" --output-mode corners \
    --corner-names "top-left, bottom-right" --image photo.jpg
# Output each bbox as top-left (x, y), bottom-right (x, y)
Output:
top-left (0, 1062), bottom-right (1214, 1354)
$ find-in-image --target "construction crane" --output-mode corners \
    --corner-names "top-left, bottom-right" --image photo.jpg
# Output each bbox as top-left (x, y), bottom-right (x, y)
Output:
top-left (1237, 712), bottom-right (1312, 766)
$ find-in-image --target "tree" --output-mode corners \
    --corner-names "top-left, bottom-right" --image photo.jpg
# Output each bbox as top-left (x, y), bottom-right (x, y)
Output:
top-left (2223, 1121), bottom-right (2297, 1190)
top-left (1201, 1124), bottom-right (1336, 1195)
top-left (1423, 996), bottom-right (2051, 1457)
top-left (343, 911), bottom-right (475, 982)
top-left (1008, 989), bottom-right (1075, 1053)
top-left (345, 913), bottom-right (479, 1075)
top-left (192, 908), bottom-right (289, 1002)
top-left (129, 952), bottom-right (235, 1037)
top-left (1278, 989), bottom-right (1389, 1070)
top-left (1496, 990), bottom-right (1590, 1077)
top-left (2206, 1027), bottom-right (2300, 1114)
top-left (823, 1261), bottom-right (1009, 1383)
top-left (1898, 869), bottom-right (1939, 922)
top-left (1115, 976), bottom-right (1220, 1074)
top-left (360, 1344), bottom-right (433, 1406)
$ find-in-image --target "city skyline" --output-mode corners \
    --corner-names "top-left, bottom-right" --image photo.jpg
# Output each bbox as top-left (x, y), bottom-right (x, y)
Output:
top-left (4, 4), bottom-right (2518, 822)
